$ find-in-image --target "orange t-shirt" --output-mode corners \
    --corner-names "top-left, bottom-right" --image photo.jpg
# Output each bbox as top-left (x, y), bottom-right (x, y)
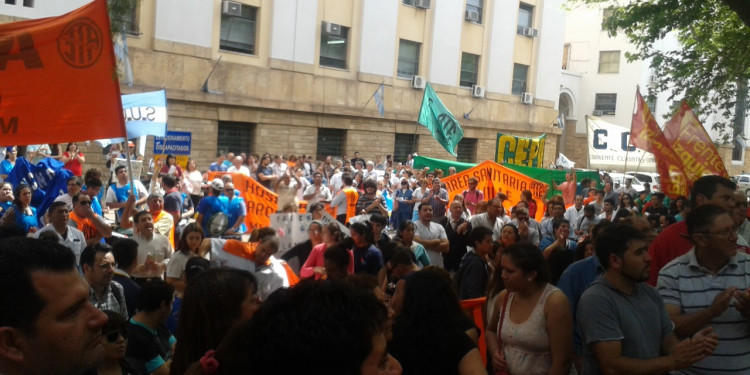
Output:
top-left (343, 187), bottom-right (359, 223)
top-left (69, 212), bottom-right (98, 240)
top-left (222, 240), bottom-right (299, 286)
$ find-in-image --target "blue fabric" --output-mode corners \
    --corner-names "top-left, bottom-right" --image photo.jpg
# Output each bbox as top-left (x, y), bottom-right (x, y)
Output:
top-left (0, 160), bottom-right (13, 176)
top-left (110, 182), bottom-right (132, 218)
top-left (557, 256), bottom-right (603, 357)
top-left (196, 195), bottom-right (229, 237)
top-left (14, 206), bottom-right (39, 233)
top-left (6, 157), bottom-right (72, 222)
top-left (226, 196), bottom-right (247, 232)
top-left (209, 162), bottom-right (227, 172)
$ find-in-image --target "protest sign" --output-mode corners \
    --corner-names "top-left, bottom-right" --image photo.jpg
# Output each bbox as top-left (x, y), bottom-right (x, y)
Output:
top-left (495, 133), bottom-right (546, 168)
top-left (440, 161), bottom-right (548, 222)
top-left (208, 172), bottom-right (278, 232)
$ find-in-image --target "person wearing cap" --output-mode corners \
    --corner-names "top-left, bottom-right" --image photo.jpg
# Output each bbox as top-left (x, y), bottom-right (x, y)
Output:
top-left (196, 179), bottom-right (229, 237)
top-left (126, 140), bottom-right (141, 160)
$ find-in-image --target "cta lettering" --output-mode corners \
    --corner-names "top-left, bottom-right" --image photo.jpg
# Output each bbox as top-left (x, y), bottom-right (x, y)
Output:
top-left (0, 33), bottom-right (43, 70)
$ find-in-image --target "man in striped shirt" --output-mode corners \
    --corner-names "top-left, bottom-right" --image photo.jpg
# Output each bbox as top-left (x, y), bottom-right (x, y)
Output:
top-left (657, 204), bottom-right (750, 374)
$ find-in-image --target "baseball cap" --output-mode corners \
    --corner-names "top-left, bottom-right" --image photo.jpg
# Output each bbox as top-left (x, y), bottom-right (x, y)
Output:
top-left (127, 141), bottom-right (135, 147)
top-left (211, 179), bottom-right (224, 190)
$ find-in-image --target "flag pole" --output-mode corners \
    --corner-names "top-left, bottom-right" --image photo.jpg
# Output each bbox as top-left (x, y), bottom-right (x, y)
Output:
top-left (624, 86), bottom-right (640, 173)
top-left (122, 139), bottom-right (139, 205)
top-left (585, 115), bottom-right (591, 169)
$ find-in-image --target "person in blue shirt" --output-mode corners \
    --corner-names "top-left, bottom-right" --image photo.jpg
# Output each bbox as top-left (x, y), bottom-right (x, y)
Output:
top-left (196, 179), bottom-right (229, 237)
top-left (0, 182), bottom-right (14, 218)
top-left (208, 155), bottom-right (228, 172)
top-left (223, 181), bottom-right (247, 238)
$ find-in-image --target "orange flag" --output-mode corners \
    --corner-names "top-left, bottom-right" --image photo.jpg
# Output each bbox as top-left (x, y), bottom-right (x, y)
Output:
top-left (630, 90), bottom-right (688, 197)
top-left (0, 0), bottom-right (126, 145)
top-left (663, 101), bottom-right (729, 181)
top-left (208, 172), bottom-right (279, 232)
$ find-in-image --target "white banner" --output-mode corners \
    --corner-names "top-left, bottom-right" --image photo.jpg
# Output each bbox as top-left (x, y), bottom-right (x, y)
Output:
top-left (587, 116), bottom-right (656, 171)
top-left (269, 211), bottom-right (349, 255)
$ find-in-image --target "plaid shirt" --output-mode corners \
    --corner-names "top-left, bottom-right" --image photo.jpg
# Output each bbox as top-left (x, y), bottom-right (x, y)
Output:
top-left (89, 281), bottom-right (128, 319)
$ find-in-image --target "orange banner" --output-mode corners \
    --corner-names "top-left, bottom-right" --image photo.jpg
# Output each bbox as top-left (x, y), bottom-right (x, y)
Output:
top-left (208, 172), bottom-right (278, 232)
top-left (630, 91), bottom-right (688, 197)
top-left (0, 0), bottom-right (126, 145)
top-left (663, 101), bottom-right (729, 181)
top-left (440, 160), bottom-right (548, 222)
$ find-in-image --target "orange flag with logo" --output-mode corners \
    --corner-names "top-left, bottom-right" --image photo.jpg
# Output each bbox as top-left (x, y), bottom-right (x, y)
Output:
top-left (0, 0), bottom-right (126, 145)
top-left (630, 90), bottom-right (688, 197)
top-left (440, 160), bottom-right (548, 222)
top-left (663, 101), bottom-right (729, 181)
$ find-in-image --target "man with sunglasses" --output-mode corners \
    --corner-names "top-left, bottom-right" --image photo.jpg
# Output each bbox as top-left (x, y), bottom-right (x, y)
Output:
top-left (657, 204), bottom-right (750, 374)
top-left (70, 192), bottom-right (113, 246)
top-left (81, 243), bottom-right (128, 319)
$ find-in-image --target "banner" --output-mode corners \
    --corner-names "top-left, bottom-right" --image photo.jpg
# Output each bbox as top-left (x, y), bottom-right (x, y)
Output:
top-left (122, 90), bottom-right (167, 139)
top-left (440, 160), bottom-right (548, 222)
top-left (269, 211), bottom-right (348, 256)
top-left (495, 133), bottom-right (546, 167)
top-left (630, 91), bottom-right (688, 197)
top-left (587, 116), bottom-right (656, 171)
top-left (417, 83), bottom-right (464, 156)
top-left (413, 155), bottom-right (475, 173)
top-left (0, 0), bottom-right (126, 145)
top-left (6, 157), bottom-right (73, 222)
top-left (663, 101), bottom-right (729, 180)
top-left (154, 131), bottom-right (191, 155)
top-left (208, 172), bottom-right (278, 232)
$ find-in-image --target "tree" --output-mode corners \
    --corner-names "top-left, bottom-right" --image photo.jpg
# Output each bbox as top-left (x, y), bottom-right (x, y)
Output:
top-left (569, 0), bottom-right (750, 143)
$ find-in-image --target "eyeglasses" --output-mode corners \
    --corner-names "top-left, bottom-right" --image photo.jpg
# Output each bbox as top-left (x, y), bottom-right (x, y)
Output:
top-left (105, 329), bottom-right (126, 343)
top-left (98, 262), bottom-right (117, 270)
top-left (224, 188), bottom-right (234, 192)
top-left (79, 201), bottom-right (92, 205)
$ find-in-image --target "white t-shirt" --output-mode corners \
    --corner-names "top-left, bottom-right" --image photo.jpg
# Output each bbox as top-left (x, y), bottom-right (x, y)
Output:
top-left (413, 220), bottom-right (447, 268)
top-left (33, 224), bottom-right (86, 264)
top-left (303, 184), bottom-right (332, 205)
top-left (227, 165), bottom-right (250, 177)
top-left (209, 238), bottom-right (289, 300)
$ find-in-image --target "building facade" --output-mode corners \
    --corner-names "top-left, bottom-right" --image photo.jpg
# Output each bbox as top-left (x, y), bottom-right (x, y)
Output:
top-left (1, 0), bottom-right (567, 171)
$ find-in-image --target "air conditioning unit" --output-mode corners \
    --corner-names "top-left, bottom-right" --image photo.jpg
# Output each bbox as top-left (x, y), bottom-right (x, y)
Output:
top-left (531, 28), bottom-right (540, 37)
top-left (521, 92), bottom-right (534, 105)
top-left (322, 21), bottom-right (341, 36)
top-left (592, 110), bottom-right (604, 116)
top-left (414, 0), bottom-right (431, 9)
top-left (471, 85), bottom-right (485, 98)
top-left (221, 1), bottom-right (243, 16)
top-left (465, 10), bottom-right (480, 22)
top-left (411, 75), bottom-right (426, 89)
top-left (522, 27), bottom-right (537, 37)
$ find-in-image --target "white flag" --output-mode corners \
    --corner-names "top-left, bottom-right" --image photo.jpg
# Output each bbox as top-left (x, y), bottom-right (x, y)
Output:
top-left (556, 153), bottom-right (575, 169)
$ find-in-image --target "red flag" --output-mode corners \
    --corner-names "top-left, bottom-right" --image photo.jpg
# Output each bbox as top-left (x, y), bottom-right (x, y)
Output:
top-left (663, 101), bottom-right (729, 180)
top-left (0, 0), bottom-right (126, 145)
top-left (630, 90), bottom-right (688, 197)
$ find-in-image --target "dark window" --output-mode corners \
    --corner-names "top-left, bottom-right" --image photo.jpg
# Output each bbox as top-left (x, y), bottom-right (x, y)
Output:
top-left (397, 39), bottom-right (420, 78)
top-left (402, 0), bottom-right (415, 5)
top-left (394, 134), bottom-right (418, 163)
top-left (598, 51), bottom-right (620, 73)
top-left (317, 128), bottom-right (346, 161)
top-left (217, 122), bottom-right (256, 156)
top-left (220, 4), bottom-right (257, 54)
top-left (517, 3), bottom-right (533, 34)
top-left (22, 0), bottom-right (32, 7)
top-left (466, 0), bottom-right (483, 23)
top-left (460, 53), bottom-right (479, 88)
top-left (456, 138), bottom-right (477, 163)
top-left (594, 94), bottom-right (617, 115)
top-left (733, 141), bottom-right (743, 162)
top-left (512, 64), bottom-right (528, 96)
top-left (5, 0), bottom-right (16, 4)
top-left (320, 24), bottom-right (349, 69)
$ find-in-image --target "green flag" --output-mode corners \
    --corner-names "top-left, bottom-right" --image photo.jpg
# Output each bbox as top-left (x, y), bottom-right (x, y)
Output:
top-left (417, 83), bottom-right (464, 156)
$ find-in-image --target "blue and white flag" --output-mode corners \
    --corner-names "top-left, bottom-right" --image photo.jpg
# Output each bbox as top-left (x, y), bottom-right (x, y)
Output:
top-left (123, 90), bottom-right (168, 139)
top-left (113, 30), bottom-right (133, 87)
top-left (373, 83), bottom-right (385, 118)
top-left (6, 157), bottom-right (73, 221)
top-left (555, 153), bottom-right (575, 169)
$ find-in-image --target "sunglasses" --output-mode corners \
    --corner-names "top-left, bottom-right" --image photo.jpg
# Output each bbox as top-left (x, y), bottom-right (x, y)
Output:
top-left (105, 329), bottom-right (126, 343)
top-left (79, 201), bottom-right (92, 206)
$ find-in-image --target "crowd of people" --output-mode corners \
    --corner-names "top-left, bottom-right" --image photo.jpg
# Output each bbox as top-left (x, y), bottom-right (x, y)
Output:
top-left (0, 143), bottom-right (749, 375)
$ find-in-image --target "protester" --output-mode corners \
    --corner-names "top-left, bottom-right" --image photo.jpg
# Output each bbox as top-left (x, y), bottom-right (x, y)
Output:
top-left (300, 221), bottom-right (351, 280)
top-left (394, 220), bottom-right (431, 268)
top-left (92, 310), bottom-right (137, 375)
top-left (349, 221), bottom-right (384, 276)
top-left (413, 203), bottom-right (449, 268)
top-left (393, 179), bottom-right (413, 230)
top-left (61, 142), bottom-right (85, 176)
top-left (552, 167), bottom-right (577, 206)
top-left (387, 247), bottom-right (421, 314)
top-left (170, 268), bottom-right (259, 375)
top-left (0, 146), bottom-right (17, 180)
top-left (0, 182), bottom-right (12, 217)
top-left (390, 268), bottom-right (485, 375)
top-left (281, 214), bottom-right (323, 271)
top-left (112, 238), bottom-right (142, 319)
top-left (126, 280), bottom-right (176, 375)
top-left (456, 226), bottom-right (494, 300)
top-left (195, 179), bottom-right (229, 238)
top-left (131, 210), bottom-right (173, 284)
top-left (166, 223), bottom-right (204, 293)
top-left (0, 238), bottom-right (108, 375)
top-left (106, 165), bottom-right (149, 223)
top-left (32, 201), bottom-right (86, 263)
top-left (330, 174), bottom-right (359, 224)
top-left (0, 183), bottom-right (39, 236)
top-left (510, 206), bottom-right (541, 246)
top-left (70, 192), bottom-right (114, 245)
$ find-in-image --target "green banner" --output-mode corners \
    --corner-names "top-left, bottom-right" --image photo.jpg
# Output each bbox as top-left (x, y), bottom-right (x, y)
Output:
top-left (495, 133), bottom-right (546, 168)
top-left (417, 83), bottom-right (464, 156)
top-left (413, 156), bottom-right (600, 200)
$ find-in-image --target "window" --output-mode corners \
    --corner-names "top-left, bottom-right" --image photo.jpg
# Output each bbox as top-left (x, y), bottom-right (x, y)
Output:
top-left (466, 0), bottom-right (483, 23)
top-left (4, 0), bottom-right (15, 4)
top-left (317, 128), bottom-right (346, 161)
top-left (598, 51), bottom-right (620, 73)
top-left (320, 23), bottom-right (349, 69)
top-left (402, 0), bottom-right (415, 5)
top-left (733, 142), bottom-right (743, 162)
top-left (217, 122), bottom-right (256, 156)
top-left (394, 134), bottom-right (418, 163)
top-left (646, 95), bottom-right (656, 113)
top-left (460, 53), bottom-right (479, 88)
top-left (602, 7), bottom-right (614, 28)
top-left (22, 0), bottom-right (32, 6)
top-left (594, 94), bottom-right (617, 115)
top-left (456, 138), bottom-right (477, 163)
top-left (220, 4), bottom-right (257, 55)
top-left (122, 0), bottom-right (140, 35)
top-left (517, 3), bottom-right (533, 34)
top-left (512, 64), bottom-right (528, 96)
top-left (397, 40), bottom-right (420, 78)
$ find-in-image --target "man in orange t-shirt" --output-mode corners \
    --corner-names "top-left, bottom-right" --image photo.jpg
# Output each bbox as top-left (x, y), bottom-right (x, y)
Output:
top-left (70, 193), bottom-right (113, 245)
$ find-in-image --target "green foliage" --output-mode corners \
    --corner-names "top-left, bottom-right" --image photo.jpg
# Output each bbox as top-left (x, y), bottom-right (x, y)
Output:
top-left (107, 0), bottom-right (137, 37)
top-left (568, 0), bottom-right (750, 143)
